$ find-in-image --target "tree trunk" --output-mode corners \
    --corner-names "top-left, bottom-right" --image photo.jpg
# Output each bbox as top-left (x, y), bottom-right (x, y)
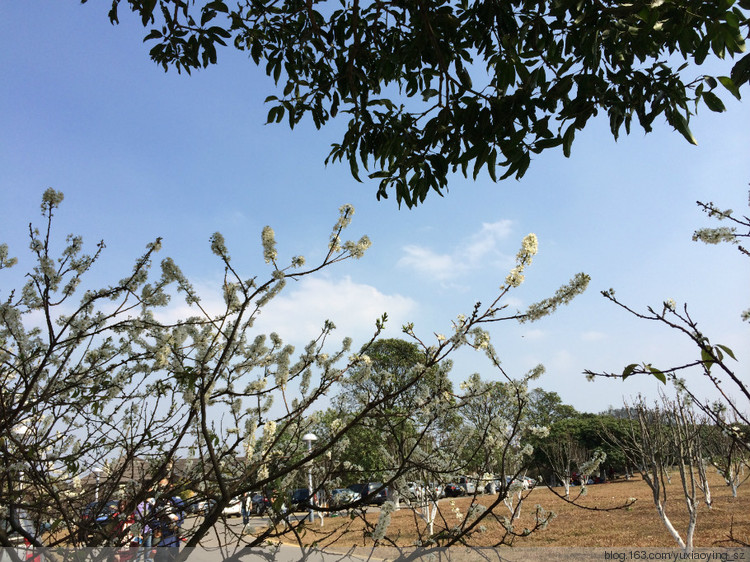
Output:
top-left (655, 502), bottom-right (687, 552)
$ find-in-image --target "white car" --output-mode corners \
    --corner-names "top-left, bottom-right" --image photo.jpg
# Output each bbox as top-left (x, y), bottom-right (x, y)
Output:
top-left (330, 488), bottom-right (360, 508)
top-left (222, 497), bottom-right (242, 517)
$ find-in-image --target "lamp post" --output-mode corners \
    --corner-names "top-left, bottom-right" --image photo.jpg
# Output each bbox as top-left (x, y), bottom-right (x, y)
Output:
top-left (301, 433), bottom-right (318, 523)
top-left (93, 466), bottom-right (103, 503)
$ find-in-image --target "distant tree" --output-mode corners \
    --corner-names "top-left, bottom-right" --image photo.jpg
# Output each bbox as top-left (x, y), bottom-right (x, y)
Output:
top-left (530, 412), bottom-right (632, 499)
top-left (537, 429), bottom-right (587, 498)
top-left (526, 388), bottom-right (578, 428)
top-left (95, 0), bottom-right (748, 206)
top-left (703, 419), bottom-right (749, 498)
top-left (333, 338), bottom-right (455, 506)
top-left (613, 394), bottom-right (705, 554)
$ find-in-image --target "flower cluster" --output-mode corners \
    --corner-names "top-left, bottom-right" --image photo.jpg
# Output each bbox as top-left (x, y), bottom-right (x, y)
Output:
top-left (449, 500), bottom-right (463, 522)
top-left (529, 425), bottom-right (550, 438)
top-left (505, 233), bottom-right (538, 288)
top-left (692, 226), bottom-right (737, 245)
top-left (372, 501), bottom-right (395, 541)
top-left (261, 226), bottom-right (277, 263)
top-left (343, 235), bottom-right (372, 258)
top-left (0, 243), bottom-right (17, 269)
top-left (579, 451), bottom-right (606, 476)
top-left (521, 272), bottom-right (590, 323)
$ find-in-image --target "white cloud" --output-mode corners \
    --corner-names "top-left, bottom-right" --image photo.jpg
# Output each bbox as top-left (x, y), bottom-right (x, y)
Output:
top-left (154, 275), bottom-right (416, 347)
top-left (549, 349), bottom-right (575, 373)
top-left (464, 220), bottom-right (514, 264)
top-left (522, 328), bottom-right (545, 340)
top-left (398, 245), bottom-right (457, 280)
top-left (398, 220), bottom-right (515, 281)
top-left (147, 274), bottom-right (416, 357)
top-left (254, 276), bottom-right (416, 345)
top-left (504, 297), bottom-right (524, 309)
top-left (581, 331), bottom-right (606, 342)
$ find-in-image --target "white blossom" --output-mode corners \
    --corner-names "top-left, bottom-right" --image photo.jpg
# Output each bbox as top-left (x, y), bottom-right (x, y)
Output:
top-left (261, 226), bottom-right (277, 263)
top-left (372, 501), bottom-right (395, 541)
top-left (530, 425), bottom-right (550, 438)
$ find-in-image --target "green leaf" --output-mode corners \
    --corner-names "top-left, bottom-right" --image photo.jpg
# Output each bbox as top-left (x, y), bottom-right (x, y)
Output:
top-left (143, 29), bottom-right (163, 42)
top-left (671, 112), bottom-right (697, 145)
top-left (715, 344), bottom-right (737, 360)
top-left (718, 76), bottom-right (742, 100)
top-left (730, 53), bottom-right (750, 87)
top-left (702, 91), bottom-right (726, 112)
top-left (622, 363), bottom-right (638, 380)
top-left (205, 1), bottom-right (229, 13)
top-left (647, 365), bottom-right (667, 384)
top-left (534, 138), bottom-right (563, 151)
top-left (562, 124), bottom-right (576, 158)
top-left (201, 9), bottom-right (216, 26)
top-left (139, 0), bottom-right (157, 26)
top-left (349, 155), bottom-right (361, 182)
top-left (487, 149), bottom-right (497, 182)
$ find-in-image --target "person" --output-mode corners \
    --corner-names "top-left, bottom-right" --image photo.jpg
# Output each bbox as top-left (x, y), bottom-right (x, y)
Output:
top-left (114, 500), bottom-right (136, 545)
top-left (110, 500), bottom-right (139, 562)
top-left (150, 482), bottom-right (183, 562)
top-left (240, 492), bottom-right (251, 526)
top-left (134, 496), bottom-right (154, 561)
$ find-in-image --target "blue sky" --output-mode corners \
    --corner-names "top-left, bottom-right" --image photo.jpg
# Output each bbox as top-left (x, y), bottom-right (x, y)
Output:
top-left (1, 2), bottom-right (748, 414)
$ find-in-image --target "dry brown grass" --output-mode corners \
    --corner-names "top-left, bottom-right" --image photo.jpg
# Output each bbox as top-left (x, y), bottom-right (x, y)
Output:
top-left (287, 472), bottom-right (749, 549)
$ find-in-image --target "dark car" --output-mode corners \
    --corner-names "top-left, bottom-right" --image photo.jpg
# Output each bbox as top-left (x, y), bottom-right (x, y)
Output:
top-left (289, 488), bottom-right (312, 512)
top-left (347, 482), bottom-right (389, 506)
top-left (184, 496), bottom-right (216, 515)
top-left (251, 492), bottom-right (271, 515)
top-left (78, 500), bottom-right (119, 541)
top-left (443, 483), bottom-right (464, 497)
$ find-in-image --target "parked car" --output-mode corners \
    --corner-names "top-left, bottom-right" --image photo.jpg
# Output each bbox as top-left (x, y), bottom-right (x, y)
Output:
top-left (428, 483), bottom-right (445, 499)
top-left (347, 482), bottom-right (389, 505)
top-left (78, 499), bottom-right (119, 541)
top-left (222, 497), bottom-right (242, 517)
top-left (289, 488), bottom-right (312, 512)
top-left (251, 492), bottom-right (271, 515)
top-left (505, 475), bottom-right (536, 490)
top-left (484, 479), bottom-right (502, 494)
top-left (457, 476), bottom-right (477, 495)
top-left (330, 488), bottom-right (360, 509)
top-left (443, 483), bottom-right (464, 497)
top-left (184, 497), bottom-right (215, 515)
top-left (404, 481), bottom-right (425, 501)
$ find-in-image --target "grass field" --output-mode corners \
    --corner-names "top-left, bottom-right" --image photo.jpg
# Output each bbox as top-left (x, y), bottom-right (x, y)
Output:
top-left (290, 472), bottom-right (749, 549)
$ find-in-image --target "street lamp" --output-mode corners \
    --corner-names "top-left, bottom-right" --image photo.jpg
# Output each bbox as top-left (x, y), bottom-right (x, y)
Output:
top-left (93, 466), bottom-right (103, 503)
top-left (301, 433), bottom-right (318, 523)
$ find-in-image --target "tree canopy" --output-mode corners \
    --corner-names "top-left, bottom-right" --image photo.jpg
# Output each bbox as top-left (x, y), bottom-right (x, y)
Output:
top-left (98, 0), bottom-right (749, 206)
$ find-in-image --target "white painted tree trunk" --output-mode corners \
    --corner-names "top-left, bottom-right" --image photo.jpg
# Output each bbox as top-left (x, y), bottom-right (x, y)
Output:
top-left (392, 490), bottom-right (401, 510)
top-left (696, 460), bottom-right (712, 509)
top-left (655, 502), bottom-right (690, 553)
top-left (419, 500), bottom-right (437, 538)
